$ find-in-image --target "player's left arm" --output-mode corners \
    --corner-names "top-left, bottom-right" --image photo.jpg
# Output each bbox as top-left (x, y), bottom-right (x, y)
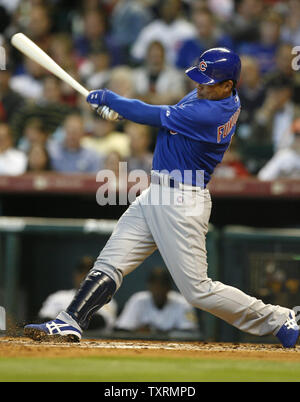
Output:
top-left (87, 89), bottom-right (165, 127)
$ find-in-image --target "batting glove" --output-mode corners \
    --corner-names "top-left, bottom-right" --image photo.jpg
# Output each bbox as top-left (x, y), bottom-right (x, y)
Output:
top-left (87, 90), bottom-right (121, 121)
top-left (87, 89), bottom-right (107, 108)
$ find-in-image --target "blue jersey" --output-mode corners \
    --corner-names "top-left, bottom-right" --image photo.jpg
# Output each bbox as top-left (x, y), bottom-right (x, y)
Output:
top-left (152, 88), bottom-right (241, 187)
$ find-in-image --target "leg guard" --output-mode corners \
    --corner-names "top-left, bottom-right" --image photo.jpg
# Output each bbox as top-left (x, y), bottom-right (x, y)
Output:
top-left (66, 270), bottom-right (117, 330)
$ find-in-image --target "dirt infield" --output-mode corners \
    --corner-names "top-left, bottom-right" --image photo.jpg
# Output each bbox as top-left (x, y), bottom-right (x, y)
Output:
top-left (1, 337), bottom-right (300, 361)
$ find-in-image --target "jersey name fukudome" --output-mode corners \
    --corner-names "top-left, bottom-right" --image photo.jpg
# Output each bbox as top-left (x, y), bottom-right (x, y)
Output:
top-left (217, 106), bottom-right (241, 143)
top-left (152, 88), bottom-right (241, 186)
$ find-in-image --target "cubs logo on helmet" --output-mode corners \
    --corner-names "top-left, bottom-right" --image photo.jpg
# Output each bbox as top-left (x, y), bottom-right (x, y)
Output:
top-left (199, 61), bottom-right (207, 72)
top-left (185, 48), bottom-right (241, 85)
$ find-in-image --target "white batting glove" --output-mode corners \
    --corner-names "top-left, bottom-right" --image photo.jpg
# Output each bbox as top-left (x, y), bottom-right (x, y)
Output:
top-left (97, 106), bottom-right (121, 121)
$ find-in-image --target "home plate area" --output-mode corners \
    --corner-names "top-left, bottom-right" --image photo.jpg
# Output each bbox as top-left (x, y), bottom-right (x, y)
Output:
top-left (1, 337), bottom-right (300, 361)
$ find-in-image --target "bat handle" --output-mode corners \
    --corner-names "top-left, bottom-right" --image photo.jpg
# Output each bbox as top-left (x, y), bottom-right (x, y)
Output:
top-left (81, 88), bottom-right (90, 98)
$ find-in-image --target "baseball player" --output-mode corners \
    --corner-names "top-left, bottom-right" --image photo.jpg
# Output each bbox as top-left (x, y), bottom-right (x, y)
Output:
top-left (25, 48), bottom-right (299, 348)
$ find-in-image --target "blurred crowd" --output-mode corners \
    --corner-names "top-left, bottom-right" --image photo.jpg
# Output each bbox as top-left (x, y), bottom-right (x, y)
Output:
top-left (0, 0), bottom-right (299, 180)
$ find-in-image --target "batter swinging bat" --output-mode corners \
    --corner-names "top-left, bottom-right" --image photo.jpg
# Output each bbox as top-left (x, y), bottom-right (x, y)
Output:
top-left (10, 33), bottom-right (119, 120)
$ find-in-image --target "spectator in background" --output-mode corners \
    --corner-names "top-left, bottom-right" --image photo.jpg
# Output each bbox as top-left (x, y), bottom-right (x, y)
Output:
top-left (133, 40), bottom-right (185, 105)
top-left (226, 0), bottom-right (264, 47)
top-left (38, 256), bottom-right (117, 332)
top-left (254, 75), bottom-right (295, 152)
top-left (238, 11), bottom-right (283, 75)
top-left (285, 278), bottom-right (300, 309)
top-left (0, 123), bottom-right (27, 175)
top-left (74, 7), bottom-right (107, 58)
top-left (10, 57), bottom-right (46, 101)
top-left (115, 267), bottom-right (199, 335)
top-left (237, 56), bottom-right (266, 140)
top-left (18, 117), bottom-right (49, 153)
top-left (82, 117), bottom-right (130, 159)
top-left (74, 7), bottom-right (121, 66)
top-left (49, 33), bottom-right (77, 76)
top-left (235, 46), bottom-right (298, 174)
top-left (0, 0), bottom-right (20, 17)
top-left (125, 121), bottom-right (153, 174)
top-left (11, 75), bottom-right (74, 144)
top-left (206, 0), bottom-right (234, 22)
top-left (49, 112), bottom-right (104, 173)
top-left (255, 264), bottom-right (288, 307)
top-left (258, 117), bottom-right (300, 181)
top-left (103, 150), bottom-right (124, 192)
top-left (26, 144), bottom-right (51, 173)
top-left (107, 65), bottom-right (135, 98)
top-left (104, 150), bottom-right (122, 177)
top-left (25, 2), bottom-right (53, 52)
top-left (110, 0), bottom-right (153, 62)
top-left (234, 55), bottom-right (266, 171)
top-left (280, 0), bottom-right (300, 47)
top-left (213, 138), bottom-right (250, 179)
top-left (176, 4), bottom-right (234, 70)
top-left (47, 36), bottom-right (81, 107)
top-left (79, 42), bottom-right (111, 90)
top-left (130, 0), bottom-right (196, 66)
top-left (0, 63), bottom-right (25, 124)
top-left (238, 75), bottom-right (295, 174)
top-left (264, 43), bottom-right (300, 106)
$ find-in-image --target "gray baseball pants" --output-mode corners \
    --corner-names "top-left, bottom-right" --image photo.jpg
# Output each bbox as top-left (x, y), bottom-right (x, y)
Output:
top-left (93, 175), bottom-right (290, 336)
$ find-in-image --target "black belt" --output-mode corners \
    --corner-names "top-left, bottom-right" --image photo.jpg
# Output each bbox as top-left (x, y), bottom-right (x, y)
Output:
top-left (150, 173), bottom-right (177, 188)
top-left (150, 173), bottom-right (205, 190)
top-left (150, 174), bottom-right (197, 189)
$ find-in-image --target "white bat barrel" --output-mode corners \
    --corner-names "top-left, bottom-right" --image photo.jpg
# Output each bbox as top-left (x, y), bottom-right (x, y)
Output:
top-left (11, 33), bottom-right (89, 98)
top-left (11, 33), bottom-right (119, 121)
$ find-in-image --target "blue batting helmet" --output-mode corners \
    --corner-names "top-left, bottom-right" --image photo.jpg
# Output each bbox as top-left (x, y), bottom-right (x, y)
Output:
top-left (185, 47), bottom-right (241, 85)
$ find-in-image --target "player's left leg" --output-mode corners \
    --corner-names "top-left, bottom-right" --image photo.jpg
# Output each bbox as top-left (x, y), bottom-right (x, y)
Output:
top-left (24, 187), bottom-right (157, 342)
top-left (143, 183), bottom-right (299, 348)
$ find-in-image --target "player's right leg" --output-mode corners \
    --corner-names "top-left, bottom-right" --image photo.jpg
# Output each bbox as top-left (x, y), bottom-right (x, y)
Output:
top-left (24, 188), bottom-right (157, 342)
top-left (143, 183), bottom-right (299, 348)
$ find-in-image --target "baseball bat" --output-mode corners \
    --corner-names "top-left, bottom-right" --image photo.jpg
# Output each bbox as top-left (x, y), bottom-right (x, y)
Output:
top-left (10, 33), bottom-right (119, 120)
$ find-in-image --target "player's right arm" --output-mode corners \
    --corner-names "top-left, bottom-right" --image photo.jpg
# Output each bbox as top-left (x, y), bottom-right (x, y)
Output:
top-left (87, 89), bottom-right (164, 127)
top-left (86, 89), bottom-right (229, 144)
